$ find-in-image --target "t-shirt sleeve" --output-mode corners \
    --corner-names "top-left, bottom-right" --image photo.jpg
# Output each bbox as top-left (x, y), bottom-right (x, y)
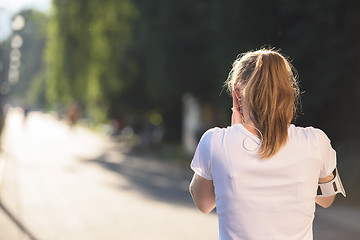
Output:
top-left (190, 129), bottom-right (215, 180)
top-left (315, 129), bottom-right (337, 178)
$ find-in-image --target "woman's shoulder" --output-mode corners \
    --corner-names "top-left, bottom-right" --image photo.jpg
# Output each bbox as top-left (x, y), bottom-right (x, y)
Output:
top-left (289, 124), bottom-right (329, 141)
top-left (201, 126), bottom-right (225, 137)
top-left (199, 126), bottom-right (228, 142)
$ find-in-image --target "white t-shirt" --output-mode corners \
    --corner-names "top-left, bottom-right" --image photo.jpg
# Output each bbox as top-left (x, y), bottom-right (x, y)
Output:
top-left (191, 124), bottom-right (336, 240)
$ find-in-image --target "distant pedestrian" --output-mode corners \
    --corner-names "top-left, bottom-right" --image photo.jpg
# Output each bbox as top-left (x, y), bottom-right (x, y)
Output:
top-left (189, 48), bottom-right (345, 239)
top-left (67, 103), bottom-right (80, 128)
top-left (22, 105), bottom-right (30, 126)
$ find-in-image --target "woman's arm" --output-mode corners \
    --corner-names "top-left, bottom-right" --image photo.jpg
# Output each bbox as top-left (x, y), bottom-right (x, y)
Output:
top-left (315, 172), bottom-right (336, 208)
top-left (189, 173), bottom-right (216, 213)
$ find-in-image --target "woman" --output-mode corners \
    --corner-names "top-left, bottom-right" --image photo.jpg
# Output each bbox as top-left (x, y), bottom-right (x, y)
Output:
top-left (189, 48), bottom-right (342, 240)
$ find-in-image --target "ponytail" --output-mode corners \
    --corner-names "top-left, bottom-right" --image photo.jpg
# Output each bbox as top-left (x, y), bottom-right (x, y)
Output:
top-left (227, 48), bottom-right (300, 158)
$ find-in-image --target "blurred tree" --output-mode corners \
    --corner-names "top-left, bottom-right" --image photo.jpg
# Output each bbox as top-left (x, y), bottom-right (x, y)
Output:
top-left (276, 0), bottom-right (360, 145)
top-left (129, 0), bottom-right (221, 140)
top-left (44, 0), bottom-right (360, 150)
top-left (46, 0), bottom-right (137, 122)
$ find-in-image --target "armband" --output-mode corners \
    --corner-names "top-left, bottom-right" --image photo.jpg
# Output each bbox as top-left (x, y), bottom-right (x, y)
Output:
top-left (317, 168), bottom-right (346, 197)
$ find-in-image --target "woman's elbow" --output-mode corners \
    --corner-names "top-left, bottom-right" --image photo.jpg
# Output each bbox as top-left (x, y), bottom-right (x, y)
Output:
top-left (318, 199), bottom-right (335, 208)
top-left (196, 203), bottom-right (214, 213)
top-left (316, 195), bottom-right (336, 208)
top-left (199, 208), bottom-right (212, 214)
top-left (189, 186), bottom-right (215, 213)
top-left (321, 203), bottom-right (332, 208)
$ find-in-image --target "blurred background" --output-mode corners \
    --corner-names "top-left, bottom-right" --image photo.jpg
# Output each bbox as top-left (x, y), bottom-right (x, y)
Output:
top-left (0, 0), bottom-right (359, 239)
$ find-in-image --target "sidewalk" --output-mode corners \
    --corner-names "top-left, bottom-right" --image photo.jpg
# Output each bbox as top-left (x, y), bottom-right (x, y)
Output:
top-left (0, 108), bottom-right (218, 240)
top-left (0, 108), bottom-right (359, 240)
top-left (314, 205), bottom-right (360, 239)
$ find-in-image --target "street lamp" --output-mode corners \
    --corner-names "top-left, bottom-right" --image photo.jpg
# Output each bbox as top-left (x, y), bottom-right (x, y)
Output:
top-left (0, 7), bottom-right (11, 95)
top-left (12, 15), bottom-right (25, 31)
top-left (0, 7), bottom-right (11, 135)
top-left (8, 15), bottom-right (25, 85)
top-left (0, 11), bottom-right (26, 136)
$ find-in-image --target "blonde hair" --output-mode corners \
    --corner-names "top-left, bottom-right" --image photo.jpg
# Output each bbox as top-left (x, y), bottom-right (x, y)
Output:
top-left (226, 48), bottom-right (300, 158)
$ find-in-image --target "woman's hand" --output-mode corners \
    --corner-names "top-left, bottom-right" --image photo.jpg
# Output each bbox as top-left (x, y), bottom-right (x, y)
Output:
top-left (231, 90), bottom-right (243, 125)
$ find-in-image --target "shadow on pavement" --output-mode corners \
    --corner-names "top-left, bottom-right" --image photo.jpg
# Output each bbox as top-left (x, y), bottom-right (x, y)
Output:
top-left (0, 198), bottom-right (39, 240)
top-left (79, 145), bottom-right (196, 207)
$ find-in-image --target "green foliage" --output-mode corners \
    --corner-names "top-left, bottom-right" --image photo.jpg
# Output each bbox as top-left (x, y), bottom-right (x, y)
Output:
top-left (45, 0), bottom-right (138, 122)
top-left (27, 68), bottom-right (46, 107)
top-left (41, 0), bottom-right (360, 144)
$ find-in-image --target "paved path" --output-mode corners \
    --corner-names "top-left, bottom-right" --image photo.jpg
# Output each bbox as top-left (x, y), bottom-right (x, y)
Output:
top-left (0, 108), bottom-right (358, 240)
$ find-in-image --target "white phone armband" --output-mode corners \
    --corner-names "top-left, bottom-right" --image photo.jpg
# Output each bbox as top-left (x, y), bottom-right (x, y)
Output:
top-left (317, 168), bottom-right (346, 197)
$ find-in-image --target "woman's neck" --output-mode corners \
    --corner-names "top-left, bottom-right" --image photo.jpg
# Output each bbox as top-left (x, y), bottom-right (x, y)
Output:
top-left (241, 113), bottom-right (258, 135)
top-left (239, 101), bottom-right (259, 135)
